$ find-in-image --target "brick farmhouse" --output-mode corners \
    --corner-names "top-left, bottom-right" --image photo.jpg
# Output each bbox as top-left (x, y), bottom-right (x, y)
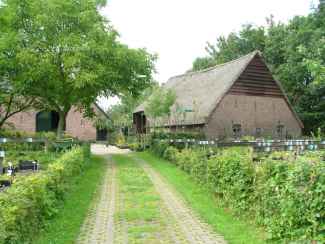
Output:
top-left (6, 103), bottom-right (108, 141)
top-left (134, 51), bottom-right (303, 139)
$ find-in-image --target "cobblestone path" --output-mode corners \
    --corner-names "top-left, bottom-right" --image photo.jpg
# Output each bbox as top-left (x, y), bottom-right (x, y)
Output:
top-left (134, 157), bottom-right (226, 244)
top-left (77, 157), bottom-right (116, 244)
top-left (77, 145), bottom-right (226, 244)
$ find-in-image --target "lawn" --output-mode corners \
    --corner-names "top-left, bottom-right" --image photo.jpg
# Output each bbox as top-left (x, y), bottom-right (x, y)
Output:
top-left (134, 152), bottom-right (267, 244)
top-left (34, 155), bottom-right (106, 244)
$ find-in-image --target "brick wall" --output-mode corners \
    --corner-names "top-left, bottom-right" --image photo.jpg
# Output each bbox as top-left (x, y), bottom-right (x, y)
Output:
top-left (6, 107), bottom-right (99, 140)
top-left (203, 94), bottom-right (302, 139)
top-left (66, 108), bottom-right (97, 140)
top-left (6, 110), bottom-right (37, 132)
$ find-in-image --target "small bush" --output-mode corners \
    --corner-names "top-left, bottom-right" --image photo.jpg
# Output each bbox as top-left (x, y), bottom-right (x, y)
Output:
top-left (128, 142), bottom-right (143, 151)
top-left (163, 146), bottom-right (179, 162)
top-left (150, 140), bottom-right (169, 157)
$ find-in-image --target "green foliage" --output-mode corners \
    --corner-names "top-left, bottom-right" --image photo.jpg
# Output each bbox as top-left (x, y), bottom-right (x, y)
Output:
top-left (192, 24), bottom-right (265, 70)
top-left (151, 145), bottom-right (325, 242)
top-left (162, 146), bottom-right (179, 162)
top-left (150, 140), bottom-right (169, 158)
top-left (256, 159), bottom-right (325, 241)
top-left (191, 57), bottom-right (217, 72)
top-left (109, 83), bottom-right (158, 130)
top-left (151, 131), bottom-right (206, 140)
top-left (137, 152), bottom-right (266, 244)
top-left (0, 146), bottom-right (90, 243)
top-left (112, 154), bottom-right (166, 243)
top-left (115, 132), bottom-right (126, 147)
top-left (0, 142), bottom-right (45, 152)
top-left (0, 0), bottom-right (155, 138)
top-left (206, 148), bottom-right (255, 212)
top-left (144, 86), bottom-right (176, 126)
top-left (128, 142), bottom-right (143, 152)
top-left (4, 151), bottom-right (61, 168)
top-left (34, 155), bottom-right (105, 244)
top-left (311, 127), bottom-right (323, 140)
top-left (0, 130), bottom-right (55, 140)
top-left (0, 130), bottom-right (77, 152)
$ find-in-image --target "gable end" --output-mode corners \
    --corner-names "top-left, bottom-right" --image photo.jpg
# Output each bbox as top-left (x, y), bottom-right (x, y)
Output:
top-left (228, 55), bottom-right (283, 97)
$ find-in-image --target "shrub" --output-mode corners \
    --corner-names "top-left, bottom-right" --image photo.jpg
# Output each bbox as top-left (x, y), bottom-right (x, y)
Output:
top-left (149, 144), bottom-right (324, 242)
top-left (151, 131), bottom-right (206, 140)
top-left (163, 146), bottom-right (179, 162)
top-left (128, 142), bottom-right (143, 151)
top-left (150, 140), bottom-right (169, 157)
top-left (5, 151), bottom-right (61, 168)
top-left (0, 146), bottom-right (90, 244)
top-left (255, 159), bottom-right (325, 241)
top-left (207, 148), bottom-right (255, 212)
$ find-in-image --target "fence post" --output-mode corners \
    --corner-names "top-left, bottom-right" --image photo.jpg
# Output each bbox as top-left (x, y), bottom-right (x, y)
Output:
top-left (0, 150), bottom-right (4, 174)
top-left (44, 138), bottom-right (49, 152)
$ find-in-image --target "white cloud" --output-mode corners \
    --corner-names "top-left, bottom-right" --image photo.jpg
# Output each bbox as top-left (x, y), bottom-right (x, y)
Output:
top-left (99, 0), bottom-right (318, 109)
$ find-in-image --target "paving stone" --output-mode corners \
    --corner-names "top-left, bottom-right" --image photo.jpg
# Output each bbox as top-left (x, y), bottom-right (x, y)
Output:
top-left (77, 144), bottom-right (227, 244)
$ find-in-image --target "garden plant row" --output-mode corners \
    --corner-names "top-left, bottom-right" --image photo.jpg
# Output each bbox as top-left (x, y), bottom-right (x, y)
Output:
top-left (149, 140), bottom-right (325, 243)
top-left (0, 143), bottom-right (90, 244)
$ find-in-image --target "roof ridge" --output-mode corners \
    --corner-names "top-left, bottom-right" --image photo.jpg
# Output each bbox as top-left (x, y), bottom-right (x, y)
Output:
top-left (166, 50), bottom-right (260, 81)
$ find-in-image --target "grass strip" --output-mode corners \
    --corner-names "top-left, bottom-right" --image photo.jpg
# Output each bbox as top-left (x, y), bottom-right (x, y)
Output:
top-left (112, 154), bottom-right (165, 243)
top-left (34, 155), bottom-right (106, 244)
top-left (135, 152), bottom-right (266, 244)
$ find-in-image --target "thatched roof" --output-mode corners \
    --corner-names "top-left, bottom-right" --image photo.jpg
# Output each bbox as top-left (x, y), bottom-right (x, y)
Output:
top-left (134, 50), bottom-right (302, 127)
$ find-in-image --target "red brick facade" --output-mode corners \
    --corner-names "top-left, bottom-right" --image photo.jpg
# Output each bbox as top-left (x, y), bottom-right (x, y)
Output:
top-left (204, 94), bottom-right (302, 139)
top-left (6, 106), bottom-right (103, 140)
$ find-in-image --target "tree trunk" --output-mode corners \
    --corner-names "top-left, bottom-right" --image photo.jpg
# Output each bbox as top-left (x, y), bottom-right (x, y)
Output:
top-left (0, 119), bottom-right (5, 130)
top-left (57, 110), bottom-right (68, 139)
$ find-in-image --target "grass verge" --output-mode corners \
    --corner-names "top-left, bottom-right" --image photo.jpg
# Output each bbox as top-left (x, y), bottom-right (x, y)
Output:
top-left (112, 154), bottom-right (165, 243)
top-left (134, 152), bottom-right (266, 244)
top-left (34, 155), bottom-right (106, 244)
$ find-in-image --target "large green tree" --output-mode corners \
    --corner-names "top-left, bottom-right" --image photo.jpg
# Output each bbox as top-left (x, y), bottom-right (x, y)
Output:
top-left (191, 2), bottom-right (325, 134)
top-left (0, 0), bottom-right (155, 137)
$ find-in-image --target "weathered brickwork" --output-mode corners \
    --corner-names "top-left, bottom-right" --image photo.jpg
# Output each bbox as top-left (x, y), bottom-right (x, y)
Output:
top-left (66, 108), bottom-right (97, 140)
top-left (7, 110), bottom-right (37, 132)
top-left (6, 107), bottom-right (99, 140)
top-left (203, 94), bottom-right (302, 139)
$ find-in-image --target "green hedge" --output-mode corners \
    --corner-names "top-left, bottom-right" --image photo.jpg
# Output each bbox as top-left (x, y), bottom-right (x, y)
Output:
top-left (151, 142), bottom-right (325, 242)
top-left (151, 131), bottom-right (206, 140)
top-left (0, 145), bottom-right (90, 244)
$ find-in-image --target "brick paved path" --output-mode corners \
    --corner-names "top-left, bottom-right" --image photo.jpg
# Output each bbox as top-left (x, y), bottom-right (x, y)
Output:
top-left (135, 157), bottom-right (226, 244)
top-left (77, 158), bottom-right (116, 244)
top-left (77, 145), bottom-right (226, 244)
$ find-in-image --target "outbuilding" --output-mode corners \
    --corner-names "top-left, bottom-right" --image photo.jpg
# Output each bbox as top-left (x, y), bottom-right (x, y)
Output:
top-left (6, 103), bottom-right (109, 141)
top-left (134, 51), bottom-right (303, 139)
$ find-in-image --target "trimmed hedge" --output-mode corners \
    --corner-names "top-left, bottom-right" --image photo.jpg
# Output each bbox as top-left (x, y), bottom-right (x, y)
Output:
top-left (0, 145), bottom-right (90, 244)
top-left (151, 142), bottom-right (325, 242)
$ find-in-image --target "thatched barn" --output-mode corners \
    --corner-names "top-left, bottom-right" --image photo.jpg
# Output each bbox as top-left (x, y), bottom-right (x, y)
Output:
top-left (134, 51), bottom-right (303, 139)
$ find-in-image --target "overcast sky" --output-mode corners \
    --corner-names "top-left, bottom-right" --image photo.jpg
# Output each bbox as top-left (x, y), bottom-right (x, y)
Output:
top-left (99, 0), bottom-right (318, 109)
